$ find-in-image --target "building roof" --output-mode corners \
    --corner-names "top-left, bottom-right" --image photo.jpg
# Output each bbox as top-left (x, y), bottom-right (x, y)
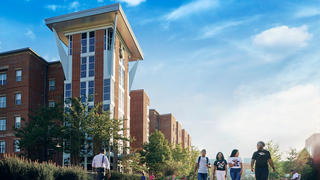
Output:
top-left (0, 47), bottom-right (61, 65)
top-left (45, 3), bottom-right (143, 61)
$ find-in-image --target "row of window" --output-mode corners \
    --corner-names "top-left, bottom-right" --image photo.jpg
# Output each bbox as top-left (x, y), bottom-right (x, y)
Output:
top-left (80, 56), bottom-right (95, 78)
top-left (0, 93), bottom-right (22, 108)
top-left (68, 28), bottom-right (114, 56)
top-left (0, 116), bottom-right (21, 131)
top-left (0, 69), bottom-right (22, 86)
top-left (80, 81), bottom-right (95, 103)
top-left (0, 140), bottom-right (20, 153)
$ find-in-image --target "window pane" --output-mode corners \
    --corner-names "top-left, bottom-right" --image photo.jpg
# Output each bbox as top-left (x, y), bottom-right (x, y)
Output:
top-left (16, 70), bottom-right (22, 82)
top-left (0, 141), bottom-right (5, 153)
top-left (0, 120), bottom-right (6, 131)
top-left (15, 116), bottom-right (21, 128)
top-left (0, 96), bottom-right (6, 108)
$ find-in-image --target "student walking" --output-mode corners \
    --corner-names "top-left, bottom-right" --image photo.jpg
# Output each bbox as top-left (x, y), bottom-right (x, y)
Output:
top-left (92, 149), bottom-right (111, 180)
top-left (194, 149), bottom-right (210, 180)
top-left (213, 152), bottom-right (228, 180)
top-left (228, 149), bottom-right (243, 180)
top-left (251, 141), bottom-right (276, 180)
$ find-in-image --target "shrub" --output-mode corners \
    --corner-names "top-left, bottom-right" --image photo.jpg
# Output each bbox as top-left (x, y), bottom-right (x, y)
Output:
top-left (0, 155), bottom-right (86, 180)
top-left (110, 171), bottom-right (142, 180)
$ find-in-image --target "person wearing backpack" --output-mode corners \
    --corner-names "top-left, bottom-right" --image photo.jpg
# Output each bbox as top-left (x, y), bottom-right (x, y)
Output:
top-left (92, 149), bottom-right (111, 180)
top-left (194, 149), bottom-right (210, 180)
top-left (251, 141), bottom-right (276, 180)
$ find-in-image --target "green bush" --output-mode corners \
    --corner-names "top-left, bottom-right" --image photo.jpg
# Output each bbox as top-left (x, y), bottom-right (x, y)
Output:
top-left (110, 171), bottom-right (142, 180)
top-left (0, 155), bottom-right (87, 180)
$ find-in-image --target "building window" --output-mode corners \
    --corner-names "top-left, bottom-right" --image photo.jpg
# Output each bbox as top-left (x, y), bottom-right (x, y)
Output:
top-left (0, 119), bottom-right (5, 131)
top-left (103, 104), bottom-right (110, 111)
top-left (0, 141), bottom-right (5, 153)
top-left (15, 93), bottom-right (21, 105)
top-left (103, 79), bottom-right (110, 101)
top-left (107, 28), bottom-right (113, 50)
top-left (69, 35), bottom-right (73, 55)
top-left (0, 73), bottom-right (7, 85)
top-left (14, 140), bottom-right (20, 152)
top-left (81, 57), bottom-right (87, 78)
top-left (0, 96), bottom-right (6, 108)
top-left (88, 81), bottom-right (94, 102)
top-left (80, 82), bottom-right (86, 102)
top-left (49, 80), bottom-right (55, 91)
top-left (88, 56), bottom-right (95, 77)
top-left (89, 31), bottom-right (95, 52)
top-left (15, 116), bottom-right (21, 129)
top-left (16, 70), bottom-right (22, 82)
top-left (81, 33), bottom-right (87, 53)
top-left (88, 105), bottom-right (93, 112)
top-left (65, 83), bottom-right (71, 103)
top-left (49, 101), bottom-right (55, 108)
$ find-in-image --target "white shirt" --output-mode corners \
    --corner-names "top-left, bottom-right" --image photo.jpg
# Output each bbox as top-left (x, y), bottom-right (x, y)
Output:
top-left (292, 173), bottom-right (300, 180)
top-left (228, 157), bottom-right (242, 169)
top-left (92, 153), bottom-right (110, 169)
top-left (195, 156), bottom-right (209, 174)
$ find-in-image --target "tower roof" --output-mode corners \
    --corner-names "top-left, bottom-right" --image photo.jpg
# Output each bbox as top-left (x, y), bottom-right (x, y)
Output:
top-left (45, 3), bottom-right (143, 61)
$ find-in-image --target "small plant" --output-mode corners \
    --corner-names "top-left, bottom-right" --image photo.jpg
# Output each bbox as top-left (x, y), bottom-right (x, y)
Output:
top-left (0, 155), bottom-right (87, 180)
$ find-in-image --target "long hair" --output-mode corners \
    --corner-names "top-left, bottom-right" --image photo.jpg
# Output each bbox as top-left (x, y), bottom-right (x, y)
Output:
top-left (216, 152), bottom-right (225, 161)
top-left (230, 149), bottom-right (239, 157)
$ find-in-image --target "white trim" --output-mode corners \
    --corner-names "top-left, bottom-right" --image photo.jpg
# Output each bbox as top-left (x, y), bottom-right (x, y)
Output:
top-left (64, 25), bottom-right (113, 36)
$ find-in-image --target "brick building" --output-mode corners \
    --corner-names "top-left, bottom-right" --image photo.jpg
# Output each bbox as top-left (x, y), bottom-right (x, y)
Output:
top-left (176, 121), bottom-right (182, 145)
top-left (129, 89), bottom-right (150, 151)
top-left (159, 114), bottom-right (177, 146)
top-left (305, 133), bottom-right (320, 157)
top-left (45, 3), bottom-right (143, 167)
top-left (182, 129), bottom-right (189, 149)
top-left (187, 133), bottom-right (192, 148)
top-left (0, 48), bottom-right (64, 157)
top-left (149, 109), bottom-right (160, 133)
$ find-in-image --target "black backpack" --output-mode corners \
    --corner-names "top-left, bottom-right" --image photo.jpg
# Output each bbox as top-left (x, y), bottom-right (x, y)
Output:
top-left (198, 156), bottom-right (209, 164)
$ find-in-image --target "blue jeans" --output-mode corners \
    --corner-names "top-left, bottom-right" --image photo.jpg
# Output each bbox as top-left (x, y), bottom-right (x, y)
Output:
top-left (230, 168), bottom-right (241, 180)
top-left (198, 173), bottom-right (208, 180)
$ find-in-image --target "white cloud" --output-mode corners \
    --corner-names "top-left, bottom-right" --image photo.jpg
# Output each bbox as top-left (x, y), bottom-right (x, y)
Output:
top-left (295, 7), bottom-right (320, 18)
top-left (253, 25), bottom-right (312, 49)
top-left (165, 0), bottom-right (218, 21)
top-left (25, 29), bottom-right (35, 40)
top-left (215, 84), bottom-right (320, 158)
top-left (46, 4), bottom-right (59, 11)
top-left (69, 1), bottom-right (80, 11)
top-left (118, 0), bottom-right (146, 6)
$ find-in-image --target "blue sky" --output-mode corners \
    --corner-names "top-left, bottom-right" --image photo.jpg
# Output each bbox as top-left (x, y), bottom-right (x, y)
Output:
top-left (1, 0), bottom-right (320, 158)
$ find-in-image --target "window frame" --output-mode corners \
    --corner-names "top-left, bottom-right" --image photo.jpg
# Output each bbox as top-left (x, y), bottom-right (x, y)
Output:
top-left (15, 93), bottom-right (22, 105)
top-left (0, 96), bottom-right (6, 108)
top-left (16, 69), bottom-right (22, 82)
top-left (0, 119), bottom-right (6, 131)
top-left (15, 116), bottom-right (21, 129)
top-left (49, 79), bottom-right (55, 91)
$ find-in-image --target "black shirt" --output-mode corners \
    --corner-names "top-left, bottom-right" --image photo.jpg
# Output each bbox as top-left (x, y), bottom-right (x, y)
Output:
top-left (252, 149), bottom-right (271, 168)
top-left (214, 159), bottom-right (227, 171)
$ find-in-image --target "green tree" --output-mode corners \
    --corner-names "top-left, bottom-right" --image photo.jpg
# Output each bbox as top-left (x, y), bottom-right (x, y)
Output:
top-left (15, 104), bottom-right (64, 162)
top-left (266, 140), bottom-right (282, 179)
top-left (63, 98), bottom-right (89, 165)
top-left (142, 131), bottom-right (171, 177)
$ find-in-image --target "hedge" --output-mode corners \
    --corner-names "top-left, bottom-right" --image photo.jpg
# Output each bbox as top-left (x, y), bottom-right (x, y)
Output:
top-left (0, 155), bottom-right (87, 180)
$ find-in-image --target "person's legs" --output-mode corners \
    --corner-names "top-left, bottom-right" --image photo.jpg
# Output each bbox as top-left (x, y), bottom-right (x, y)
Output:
top-left (230, 168), bottom-right (235, 180)
top-left (255, 167), bottom-right (268, 180)
top-left (234, 168), bottom-right (241, 180)
top-left (216, 170), bottom-right (226, 180)
top-left (203, 173), bottom-right (208, 180)
top-left (197, 173), bottom-right (202, 180)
